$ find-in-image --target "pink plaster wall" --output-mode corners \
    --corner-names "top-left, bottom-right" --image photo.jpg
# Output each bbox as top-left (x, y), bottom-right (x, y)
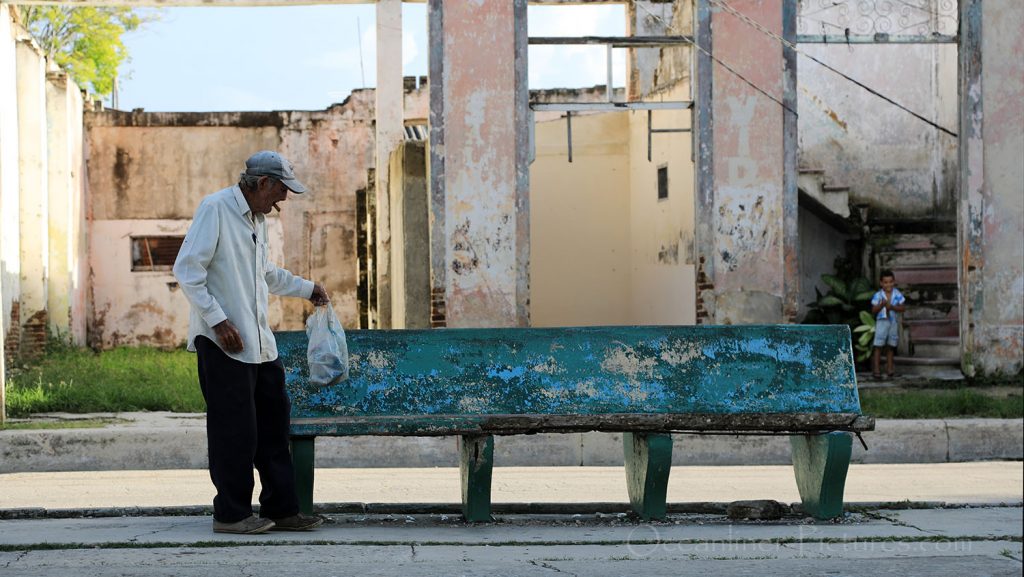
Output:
top-left (710, 0), bottom-right (786, 314)
top-left (441, 0), bottom-right (519, 328)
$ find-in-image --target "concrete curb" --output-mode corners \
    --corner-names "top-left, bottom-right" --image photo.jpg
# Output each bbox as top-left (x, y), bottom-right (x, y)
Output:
top-left (4, 500), bottom-right (1021, 521)
top-left (1, 413), bottom-right (1021, 473)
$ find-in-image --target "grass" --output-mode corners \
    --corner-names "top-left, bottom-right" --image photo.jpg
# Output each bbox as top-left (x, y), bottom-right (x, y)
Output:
top-left (860, 387), bottom-right (1024, 419)
top-left (4, 344), bottom-right (203, 417)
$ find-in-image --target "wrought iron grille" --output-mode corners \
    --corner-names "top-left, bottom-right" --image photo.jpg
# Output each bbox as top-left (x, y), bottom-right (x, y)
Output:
top-left (797, 0), bottom-right (958, 40)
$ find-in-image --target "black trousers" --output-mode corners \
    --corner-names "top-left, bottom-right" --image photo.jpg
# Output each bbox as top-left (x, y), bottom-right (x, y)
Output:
top-left (195, 335), bottom-right (300, 523)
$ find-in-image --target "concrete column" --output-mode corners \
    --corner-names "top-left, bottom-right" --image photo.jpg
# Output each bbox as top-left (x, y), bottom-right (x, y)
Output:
top-left (15, 38), bottom-right (48, 355)
top-left (958, 0), bottom-right (1024, 377)
top-left (46, 69), bottom-right (72, 340)
top-left (375, 0), bottom-right (402, 329)
top-left (428, 0), bottom-right (530, 328)
top-left (68, 75), bottom-right (86, 346)
top-left (694, 0), bottom-right (798, 324)
top-left (1, 5), bottom-right (21, 364)
top-left (389, 141), bottom-right (430, 329)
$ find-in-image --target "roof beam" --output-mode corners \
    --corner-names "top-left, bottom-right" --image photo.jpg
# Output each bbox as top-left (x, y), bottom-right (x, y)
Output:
top-left (2, 0), bottom-right (627, 6)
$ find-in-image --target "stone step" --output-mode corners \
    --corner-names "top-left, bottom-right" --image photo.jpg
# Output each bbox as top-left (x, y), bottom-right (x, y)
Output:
top-left (905, 319), bottom-right (959, 339)
top-left (901, 285), bottom-right (959, 304)
top-left (881, 233), bottom-right (957, 251)
top-left (903, 304), bottom-right (958, 321)
top-left (911, 337), bottom-right (960, 359)
top-left (869, 218), bottom-right (956, 235)
top-left (877, 248), bottom-right (957, 269)
top-left (892, 355), bottom-right (962, 377)
top-left (890, 266), bottom-right (957, 286)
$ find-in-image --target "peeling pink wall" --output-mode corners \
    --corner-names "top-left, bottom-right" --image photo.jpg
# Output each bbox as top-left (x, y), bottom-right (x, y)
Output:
top-left (439, 0), bottom-right (521, 328)
top-left (960, 0), bottom-right (1024, 376)
top-left (703, 0), bottom-right (789, 323)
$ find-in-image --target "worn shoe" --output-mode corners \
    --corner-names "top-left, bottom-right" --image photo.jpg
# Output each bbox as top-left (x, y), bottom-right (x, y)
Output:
top-left (213, 515), bottom-right (276, 534)
top-left (265, 512), bottom-right (324, 531)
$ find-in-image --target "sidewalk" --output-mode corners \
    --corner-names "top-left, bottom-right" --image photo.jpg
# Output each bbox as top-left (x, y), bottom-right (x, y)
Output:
top-left (2, 412), bottom-right (1022, 472)
top-left (1, 462), bottom-right (1021, 512)
top-left (0, 506), bottom-right (1020, 576)
top-left (1, 462), bottom-right (1020, 576)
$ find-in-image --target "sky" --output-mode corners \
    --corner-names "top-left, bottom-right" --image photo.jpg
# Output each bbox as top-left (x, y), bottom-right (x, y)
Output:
top-left (115, 4), bottom-right (626, 112)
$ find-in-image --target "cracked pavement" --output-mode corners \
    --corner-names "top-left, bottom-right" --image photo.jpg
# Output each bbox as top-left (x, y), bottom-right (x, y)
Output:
top-left (0, 507), bottom-right (1020, 576)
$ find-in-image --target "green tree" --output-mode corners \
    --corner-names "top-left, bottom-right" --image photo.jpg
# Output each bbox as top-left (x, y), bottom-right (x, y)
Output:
top-left (17, 7), bottom-right (146, 96)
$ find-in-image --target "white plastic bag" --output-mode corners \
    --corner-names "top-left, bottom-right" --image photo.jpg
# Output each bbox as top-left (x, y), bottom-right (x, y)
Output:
top-left (305, 303), bottom-right (349, 386)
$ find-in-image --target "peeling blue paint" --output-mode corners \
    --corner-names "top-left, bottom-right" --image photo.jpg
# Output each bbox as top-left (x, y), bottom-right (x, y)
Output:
top-left (277, 325), bottom-right (861, 435)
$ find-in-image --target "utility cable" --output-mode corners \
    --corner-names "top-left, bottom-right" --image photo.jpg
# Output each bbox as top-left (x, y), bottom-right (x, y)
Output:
top-left (708, 0), bottom-right (958, 137)
top-left (634, 1), bottom-right (796, 116)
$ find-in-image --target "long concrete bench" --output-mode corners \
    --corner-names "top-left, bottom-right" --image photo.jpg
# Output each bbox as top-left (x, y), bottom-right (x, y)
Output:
top-left (276, 325), bottom-right (873, 522)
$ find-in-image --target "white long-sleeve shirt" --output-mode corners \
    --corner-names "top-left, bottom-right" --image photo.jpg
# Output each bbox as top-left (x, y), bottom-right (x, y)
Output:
top-left (173, 185), bottom-right (313, 364)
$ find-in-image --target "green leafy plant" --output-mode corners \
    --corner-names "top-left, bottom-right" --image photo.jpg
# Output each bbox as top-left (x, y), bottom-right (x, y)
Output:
top-left (853, 310), bottom-right (876, 361)
top-left (803, 273), bottom-right (875, 328)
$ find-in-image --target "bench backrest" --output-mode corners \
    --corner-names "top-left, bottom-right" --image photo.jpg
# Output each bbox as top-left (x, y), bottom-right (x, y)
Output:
top-left (277, 325), bottom-right (865, 436)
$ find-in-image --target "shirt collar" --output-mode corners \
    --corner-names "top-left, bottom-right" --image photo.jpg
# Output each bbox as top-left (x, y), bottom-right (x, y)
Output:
top-left (231, 185), bottom-right (252, 217)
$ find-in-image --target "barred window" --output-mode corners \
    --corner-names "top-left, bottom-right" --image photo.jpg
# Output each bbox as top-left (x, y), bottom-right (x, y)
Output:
top-left (131, 236), bottom-right (185, 271)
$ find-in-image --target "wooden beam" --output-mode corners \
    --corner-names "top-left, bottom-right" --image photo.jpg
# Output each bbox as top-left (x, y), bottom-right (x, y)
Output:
top-left (530, 101), bottom-right (692, 111)
top-left (530, 35), bottom-right (694, 47)
top-left (3, 0), bottom-right (625, 7)
top-left (290, 413), bottom-right (876, 436)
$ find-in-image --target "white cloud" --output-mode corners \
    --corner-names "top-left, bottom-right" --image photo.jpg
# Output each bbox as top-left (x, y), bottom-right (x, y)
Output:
top-left (526, 5), bottom-right (627, 90)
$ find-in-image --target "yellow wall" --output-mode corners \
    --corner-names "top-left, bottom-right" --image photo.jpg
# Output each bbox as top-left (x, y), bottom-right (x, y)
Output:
top-left (530, 81), bottom-right (697, 328)
top-left (627, 83), bottom-right (696, 325)
top-left (530, 112), bottom-right (632, 327)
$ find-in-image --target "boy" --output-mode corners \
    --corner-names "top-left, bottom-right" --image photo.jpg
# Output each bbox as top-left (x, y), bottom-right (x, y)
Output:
top-left (871, 269), bottom-right (906, 380)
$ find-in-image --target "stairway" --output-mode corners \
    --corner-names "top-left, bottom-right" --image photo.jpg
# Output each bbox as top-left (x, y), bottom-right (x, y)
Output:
top-left (870, 220), bottom-right (962, 378)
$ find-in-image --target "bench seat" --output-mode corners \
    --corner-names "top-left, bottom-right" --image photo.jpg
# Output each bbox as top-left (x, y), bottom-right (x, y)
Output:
top-left (277, 325), bottom-right (873, 521)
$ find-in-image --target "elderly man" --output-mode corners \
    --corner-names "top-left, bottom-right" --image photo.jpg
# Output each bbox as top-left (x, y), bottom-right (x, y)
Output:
top-left (174, 151), bottom-right (327, 534)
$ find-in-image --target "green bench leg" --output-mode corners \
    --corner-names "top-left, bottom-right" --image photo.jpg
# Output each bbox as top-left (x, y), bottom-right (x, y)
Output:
top-left (459, 435), bottom-right (494, 522)
top-left (291, 436), bottom-right (316, 515)
top-left (623, 432), bottom-right (673, 521)
top-left (790, 432), bottom-right (853, 520)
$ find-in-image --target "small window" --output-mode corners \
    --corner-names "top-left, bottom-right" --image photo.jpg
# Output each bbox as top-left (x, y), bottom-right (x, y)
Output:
top-left (657, 165), bottom-right (669, 200)
top-left (131, 236), bottom-right (185, 271)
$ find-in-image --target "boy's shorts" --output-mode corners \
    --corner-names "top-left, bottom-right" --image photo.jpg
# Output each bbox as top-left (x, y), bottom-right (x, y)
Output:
top-left (874, 318), bottom-right (899, 348)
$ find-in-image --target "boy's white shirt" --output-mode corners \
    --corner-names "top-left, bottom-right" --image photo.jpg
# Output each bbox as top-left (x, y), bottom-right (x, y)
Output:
top-left (871, 287), bottom-right (906, 321)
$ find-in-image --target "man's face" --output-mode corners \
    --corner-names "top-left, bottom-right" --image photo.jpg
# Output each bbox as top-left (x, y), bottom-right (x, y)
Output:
top-left (253, 177), bottom-right (290, 215)
top-left (880, 276), bottom-right (895, 292)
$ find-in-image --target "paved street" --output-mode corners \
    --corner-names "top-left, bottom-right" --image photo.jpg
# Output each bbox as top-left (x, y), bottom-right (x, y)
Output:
top-left (0, 507), bottom-right (1021, 576)
top-left (0, 462), bottom-right (1021, 575)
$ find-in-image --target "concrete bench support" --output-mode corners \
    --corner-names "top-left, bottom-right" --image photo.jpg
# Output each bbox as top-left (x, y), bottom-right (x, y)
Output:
top-left (459, 434), bottom-right (495, 522)
top-left (292, 436), bottom-right (316, 515)
top-left (790, 432), bottom-right (853, 520)
top-left (623, 432), bottom-right (673, 520)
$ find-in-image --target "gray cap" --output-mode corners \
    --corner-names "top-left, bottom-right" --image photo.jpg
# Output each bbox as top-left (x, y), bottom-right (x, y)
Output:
top-left (243, 150), bottom-right (307, 194)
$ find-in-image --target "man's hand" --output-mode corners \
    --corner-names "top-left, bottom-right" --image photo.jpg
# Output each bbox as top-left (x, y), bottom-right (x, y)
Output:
top-left (213, 319), bottom-right (244, 353)
top-left (310, 283), bottom-right (330, 306)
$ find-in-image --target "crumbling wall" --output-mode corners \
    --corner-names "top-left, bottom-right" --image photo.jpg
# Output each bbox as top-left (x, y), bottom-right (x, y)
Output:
top-left (959, 0), bottom-right (1024, 377)
top-left (798, 44), bottom-right (958, 219)
top-left (84, 94), bottom-right (382, 347)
